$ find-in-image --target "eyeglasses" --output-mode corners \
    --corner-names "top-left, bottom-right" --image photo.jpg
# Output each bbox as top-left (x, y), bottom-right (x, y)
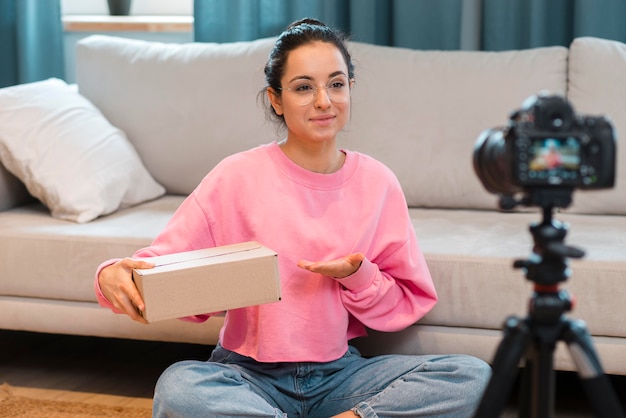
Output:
top-left (277, 75), bottom-right (353, 106)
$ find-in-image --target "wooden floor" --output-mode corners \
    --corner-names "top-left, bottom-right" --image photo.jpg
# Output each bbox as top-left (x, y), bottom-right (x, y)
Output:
top-left (0, 330), bottom-right (212, 410)
top-left (1, 329), bottom-right (625, 416)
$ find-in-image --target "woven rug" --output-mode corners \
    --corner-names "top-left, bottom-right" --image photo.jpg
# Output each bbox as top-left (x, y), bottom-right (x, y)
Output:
top-left (0, 384), bottom-right (151, 418)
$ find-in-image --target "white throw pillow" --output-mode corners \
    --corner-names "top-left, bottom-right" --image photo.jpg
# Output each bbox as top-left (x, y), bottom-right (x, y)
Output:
top-left (0, 78), bottom-right (165, 223)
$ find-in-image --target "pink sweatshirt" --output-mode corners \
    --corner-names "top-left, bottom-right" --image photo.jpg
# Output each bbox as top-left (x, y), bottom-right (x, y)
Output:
top-left (95, 142), bottom-right (437, 362)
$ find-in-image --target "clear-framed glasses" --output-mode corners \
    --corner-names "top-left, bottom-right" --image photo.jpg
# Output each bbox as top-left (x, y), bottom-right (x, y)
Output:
top-left (278, 75), bottom-right (353, 106)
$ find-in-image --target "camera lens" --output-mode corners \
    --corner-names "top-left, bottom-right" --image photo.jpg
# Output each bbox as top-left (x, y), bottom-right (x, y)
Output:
top-left (473, 128), bottom-right (519, 195)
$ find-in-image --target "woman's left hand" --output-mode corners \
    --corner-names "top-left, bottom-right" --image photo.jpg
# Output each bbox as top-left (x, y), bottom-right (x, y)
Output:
top-left (297, 253), bottom-right (364, 278)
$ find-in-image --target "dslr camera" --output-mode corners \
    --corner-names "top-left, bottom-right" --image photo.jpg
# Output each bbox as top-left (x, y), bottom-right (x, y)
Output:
top-left (473, 93), bottom-right (616, 209)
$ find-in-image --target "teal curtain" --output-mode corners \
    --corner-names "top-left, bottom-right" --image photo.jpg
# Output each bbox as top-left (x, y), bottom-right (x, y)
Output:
top-left (194, 0), bottom-right (626, 51)
top-left (193, 0), bottom-right (349, 43)
top-left (0, 0), bottom-right (65, 88)
top-left (482, 0), bottom-right (626, 51)
top-left (194, 0), bottom-right (465, 50)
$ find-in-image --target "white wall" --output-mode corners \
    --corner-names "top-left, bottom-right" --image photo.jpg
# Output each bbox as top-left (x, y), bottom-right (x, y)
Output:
top-left (61, 0), bottom-right (193, 15)
top-left (61, 0), bottom-right (194, 82)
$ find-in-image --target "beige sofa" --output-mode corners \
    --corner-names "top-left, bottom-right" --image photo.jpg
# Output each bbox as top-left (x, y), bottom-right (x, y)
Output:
top-left (0, 35), bottom-right (624, 375)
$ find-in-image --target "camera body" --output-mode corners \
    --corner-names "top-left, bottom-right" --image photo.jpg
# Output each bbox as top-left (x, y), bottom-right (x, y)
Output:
top-left (473, 94), bottom-right (616, 206)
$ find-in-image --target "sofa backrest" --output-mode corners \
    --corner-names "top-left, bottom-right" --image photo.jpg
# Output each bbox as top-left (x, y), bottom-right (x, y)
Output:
top-left (341, 41), bottom-right (568, 211)
top-left (566, 37), bottom-right (626, 215)
top-left (76, 35), bottom-right (278, 196)
top-left (75, 35), bottom-right (626, 214)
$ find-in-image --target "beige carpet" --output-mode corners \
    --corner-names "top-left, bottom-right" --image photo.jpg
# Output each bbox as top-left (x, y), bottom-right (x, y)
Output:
top-left (0, 384), bottom-right (151, 418)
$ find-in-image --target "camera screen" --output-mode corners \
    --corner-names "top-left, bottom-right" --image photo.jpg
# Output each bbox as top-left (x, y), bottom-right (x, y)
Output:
top-left (527, 137), bottom-right (581, 181)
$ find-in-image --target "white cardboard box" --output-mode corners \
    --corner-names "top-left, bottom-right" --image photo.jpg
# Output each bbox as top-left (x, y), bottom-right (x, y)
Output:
top-left (132, 241), bottom-right (281, 323)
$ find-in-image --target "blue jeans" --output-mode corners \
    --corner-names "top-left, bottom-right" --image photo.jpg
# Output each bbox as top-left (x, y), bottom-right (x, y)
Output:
top-left (153, 344), bottom-right (491, 417)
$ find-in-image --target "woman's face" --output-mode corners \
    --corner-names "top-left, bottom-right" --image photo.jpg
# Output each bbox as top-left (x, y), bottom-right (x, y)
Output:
top-left (269, 42), bottom-right (352, 146)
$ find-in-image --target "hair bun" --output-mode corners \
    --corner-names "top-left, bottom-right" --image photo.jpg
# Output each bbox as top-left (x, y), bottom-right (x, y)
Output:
top-left (286, 18), bottom-right (326, 31)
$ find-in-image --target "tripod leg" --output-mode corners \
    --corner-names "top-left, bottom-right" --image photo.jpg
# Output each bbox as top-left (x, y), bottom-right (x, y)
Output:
top-left (563, 318), bottom-right (625, 418)
top-left (518, 334), bottom-right (556, 418)
top-left (473, 316), bottom-right (531, 418)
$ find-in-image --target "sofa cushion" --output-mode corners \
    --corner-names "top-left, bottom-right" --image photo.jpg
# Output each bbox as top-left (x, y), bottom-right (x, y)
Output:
top-left (0, 195), bottom-right (184, 302)
top-left (2, 196), bottom-right (623, 342)
top-left (342, 42), bottom-right (569, 210)
top-left (75, 36), bottom-right (279, 196)
top-left (410, 208), bottom-right (626, 339)
top-left (566, 36), bottom-right (626, 215)
top-left (0, 78), bottom-right (165, 223)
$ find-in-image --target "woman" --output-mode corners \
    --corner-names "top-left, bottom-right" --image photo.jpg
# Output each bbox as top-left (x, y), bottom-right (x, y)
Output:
top-left (96, 18), bottom-right (491, 417)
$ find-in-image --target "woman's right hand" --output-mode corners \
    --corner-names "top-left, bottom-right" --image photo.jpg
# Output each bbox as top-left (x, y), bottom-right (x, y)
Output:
top-left (98, 258), bottom-right (155, 324)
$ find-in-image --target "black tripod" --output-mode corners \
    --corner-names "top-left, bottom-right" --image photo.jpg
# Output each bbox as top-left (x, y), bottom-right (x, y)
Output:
top-left (473, 201), bottom-right (625, 418)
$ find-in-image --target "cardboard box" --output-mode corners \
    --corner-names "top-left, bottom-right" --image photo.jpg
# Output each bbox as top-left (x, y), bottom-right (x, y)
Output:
top-left (132, 241), bottom-right (281, 323)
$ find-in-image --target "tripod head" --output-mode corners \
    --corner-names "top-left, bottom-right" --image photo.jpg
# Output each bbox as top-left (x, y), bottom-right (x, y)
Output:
top-left (513, 204), bottom-right (585, 287)
top-left (504, 188), bottom-right (586, 323)
top-left (499, 187), bottom-right (585, 288)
